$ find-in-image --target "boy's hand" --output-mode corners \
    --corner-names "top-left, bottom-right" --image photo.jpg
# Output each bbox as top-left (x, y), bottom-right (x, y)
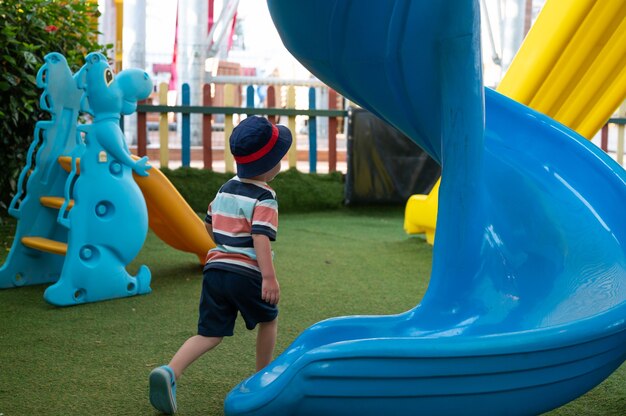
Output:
top-left (253, 234), bottom-right (280, 305)
top-left (262, 276), bottom-right (280, 305)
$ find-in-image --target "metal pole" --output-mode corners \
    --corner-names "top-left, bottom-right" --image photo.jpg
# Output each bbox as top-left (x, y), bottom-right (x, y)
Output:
top-left (207, 75), bottom-right (327, 87)
top-left (500, 0), bottom-right (526, 73)
top-left (122, 0), bottom-right (146, 146)
top-left (178, 0), bottom-right (208, 146)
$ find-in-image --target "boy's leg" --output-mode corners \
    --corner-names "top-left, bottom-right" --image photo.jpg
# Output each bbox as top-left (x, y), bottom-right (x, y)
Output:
top-left (149, 335), bottom-right (222, 414)
top-left (256, 319), bottom-right (278, 371)
top-left (169, 335), bottom-right (223, 379)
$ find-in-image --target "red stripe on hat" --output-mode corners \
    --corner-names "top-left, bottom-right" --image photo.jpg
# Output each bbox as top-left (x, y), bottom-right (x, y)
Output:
top-left (234, 125), bottom-right (279, 164)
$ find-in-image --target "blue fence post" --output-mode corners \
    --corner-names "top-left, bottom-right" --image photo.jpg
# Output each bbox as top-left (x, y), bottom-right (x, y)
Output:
top-left (308, 87), bottom-right (317, 173)
top-left (182, 83), bottom-right (190, 167)
top-left (246, 85), bottom-right (255, 116)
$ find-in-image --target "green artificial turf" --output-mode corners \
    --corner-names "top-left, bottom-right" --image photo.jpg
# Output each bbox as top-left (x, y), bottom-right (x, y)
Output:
top-left (0, 208), bottom-right (624, 415)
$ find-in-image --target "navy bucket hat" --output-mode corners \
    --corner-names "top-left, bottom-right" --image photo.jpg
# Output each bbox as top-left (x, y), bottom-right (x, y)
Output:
top-left (230, 116), bottom-right (293, 178)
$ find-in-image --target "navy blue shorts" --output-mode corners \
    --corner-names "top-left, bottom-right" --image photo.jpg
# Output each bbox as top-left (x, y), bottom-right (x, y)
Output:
top-left (197, 268), bottom-right (278, 337)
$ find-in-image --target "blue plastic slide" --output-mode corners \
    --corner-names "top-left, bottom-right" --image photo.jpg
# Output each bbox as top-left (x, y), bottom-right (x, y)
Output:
top-left (224, 1), bottom-right (626, 415)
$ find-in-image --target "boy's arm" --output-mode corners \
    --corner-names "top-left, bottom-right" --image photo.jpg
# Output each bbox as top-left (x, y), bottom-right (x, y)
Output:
top-left (205, 221), bottom-right (214, 242)
top-left (205, 201), bottom-right (215, 242)
top-left (252, 234), bottom-right (280, 305)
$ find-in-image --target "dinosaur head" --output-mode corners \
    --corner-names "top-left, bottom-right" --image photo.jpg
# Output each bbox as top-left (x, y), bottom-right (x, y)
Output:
top-left (76, 52), bottom-right (153, 118)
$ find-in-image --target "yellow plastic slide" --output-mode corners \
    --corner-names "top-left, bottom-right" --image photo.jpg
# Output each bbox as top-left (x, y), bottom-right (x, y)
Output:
top-left (405, 0), bottom-right (626, 244)
top-left (133, 162), bottom-right (215, 264)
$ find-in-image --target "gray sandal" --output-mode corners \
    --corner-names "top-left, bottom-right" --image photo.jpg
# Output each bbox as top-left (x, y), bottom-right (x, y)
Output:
top-left (149, 365), bottom-right (177, 414)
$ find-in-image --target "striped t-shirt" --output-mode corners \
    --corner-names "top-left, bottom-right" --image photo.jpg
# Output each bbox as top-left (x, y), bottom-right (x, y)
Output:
top-left (204, 176), bottom-right (278, 278)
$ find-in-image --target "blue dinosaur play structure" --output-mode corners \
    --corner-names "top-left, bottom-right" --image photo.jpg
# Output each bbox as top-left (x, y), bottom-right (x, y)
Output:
top-left (0, 52), bottom-right (153, 306)
top-left (224, 1), bottom-right (626, 415)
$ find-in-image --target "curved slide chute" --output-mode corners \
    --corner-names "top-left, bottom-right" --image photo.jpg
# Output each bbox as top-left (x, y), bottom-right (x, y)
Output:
top-left (405, 0), bottom-right (626, 243)
top-left (132, 160), bottom-right (214, 264)
top-left (223, 1), bottom-right (626, 415)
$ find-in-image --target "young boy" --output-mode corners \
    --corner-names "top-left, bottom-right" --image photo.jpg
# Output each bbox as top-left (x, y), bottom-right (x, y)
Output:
top-left (148, 116), bottom-right (292, 414)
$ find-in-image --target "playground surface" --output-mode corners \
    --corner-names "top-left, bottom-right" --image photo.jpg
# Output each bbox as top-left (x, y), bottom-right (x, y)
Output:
top-left (0, 208), bottom-right (624, 415)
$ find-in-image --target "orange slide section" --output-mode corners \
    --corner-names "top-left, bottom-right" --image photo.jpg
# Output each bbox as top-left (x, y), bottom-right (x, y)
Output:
top-left (133, 163), bottom-right (215, 264)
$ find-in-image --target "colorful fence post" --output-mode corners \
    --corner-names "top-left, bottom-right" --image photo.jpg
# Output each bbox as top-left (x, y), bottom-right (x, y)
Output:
top-left (328, 88), bottom-right (338, 172)
top-left (224, 84), bottom-right (235, 173)
top-left (267, 86), bottom-right (276, 124)
top-left (181, 83), bottom-right (190, 167)
top-left (136, 99), bottom-right (147, 157)
top-left (202, 84), bottom-right (213, 170)
top-left (158, 82), bottom-right (169, 168)
top-left (287, 86), bottom-right (297, 168)
top-left (246, 85), bottom-right (255, 116)
top-left (618, 123), bottom-right (625, 166)
top-left (617, 102), bottom-right (625, 166)
top-left (601, 124), bottom-right (609, 153)
top-left (308, 87), bottom-right (317, 173)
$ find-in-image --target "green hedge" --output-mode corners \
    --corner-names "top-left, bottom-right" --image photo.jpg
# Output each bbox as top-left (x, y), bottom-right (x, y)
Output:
top-left (0, 167), bottom-right (344, 220)
top-left (161, 168), bottom-right (345, 214)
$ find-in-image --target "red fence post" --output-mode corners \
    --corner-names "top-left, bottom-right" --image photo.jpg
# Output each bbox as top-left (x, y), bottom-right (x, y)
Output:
top-left (136, 99), bottom-right (147, 157)
top-left (328, 89), bottom-right (338, 172)
top-left (267, 85), bottom-right (276, 124)
top-left (203, 84), bottom-right (213, 170)
top-left (601, 124), bottom-right (609, 152)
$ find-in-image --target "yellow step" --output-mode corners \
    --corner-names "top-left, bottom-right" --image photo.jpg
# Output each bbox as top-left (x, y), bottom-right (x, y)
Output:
top-left (57, 156), bottom-right (80, 174)
top-left (21, 236), bottom-right (68, 255)
top-left (40, 196), bottom-right (74, 210)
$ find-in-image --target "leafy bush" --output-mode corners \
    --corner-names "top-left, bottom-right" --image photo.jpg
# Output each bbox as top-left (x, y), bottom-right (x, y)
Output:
top-left (0, 0), bottom-right (110, 213)
top-left (161, 168), bottom-right (345, 214)
top-left (271, 168), bottom-right (345, 212)
top-left (160, 168), bottom-right (231, 214)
